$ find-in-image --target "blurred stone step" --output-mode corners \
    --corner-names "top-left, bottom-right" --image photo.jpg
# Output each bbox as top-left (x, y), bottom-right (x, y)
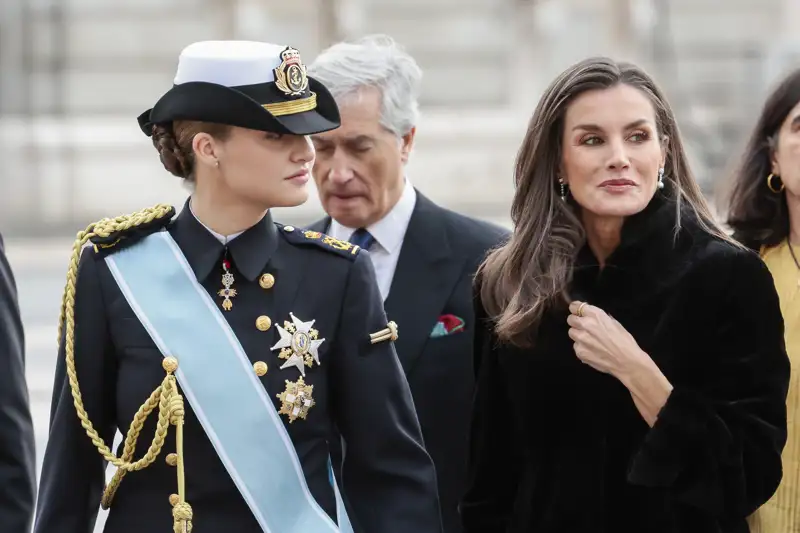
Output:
top-left (62, 14), bottom-right (224, 62)
top-left (363, 0), bottom-right (495, 7)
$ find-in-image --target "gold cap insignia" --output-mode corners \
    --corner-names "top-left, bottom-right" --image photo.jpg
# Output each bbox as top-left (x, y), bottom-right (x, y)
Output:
top-left (273, 47), bottom-right (309, 96)
top-left (271, 312), bottom-right (325, 376)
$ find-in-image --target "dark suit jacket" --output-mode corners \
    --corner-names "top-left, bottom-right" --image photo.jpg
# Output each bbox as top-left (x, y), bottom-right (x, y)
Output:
top-left (309, 191), bottom-right (510, 533)
top-left (0, 234), bottom-right (36, 533)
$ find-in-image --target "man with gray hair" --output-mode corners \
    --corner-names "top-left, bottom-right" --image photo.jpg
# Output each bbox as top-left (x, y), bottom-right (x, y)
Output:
top-left (307, 34), bottom-right (509, 533)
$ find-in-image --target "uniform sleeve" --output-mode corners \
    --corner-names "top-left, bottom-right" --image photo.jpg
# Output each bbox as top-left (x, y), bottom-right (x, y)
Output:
top-left (34, 248), bottom-right (117, 533)
top-left (331, 252), bottom-right (443, 533)
top-left (459, 290), bottom-right (520, 533)
top-left (0, 235), bottom-right (36, 533)
top-left (627, 249), bottom-right (790, 518)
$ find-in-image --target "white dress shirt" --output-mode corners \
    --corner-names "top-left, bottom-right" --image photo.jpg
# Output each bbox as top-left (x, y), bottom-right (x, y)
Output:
top-left (328, 180), bottom-right (417, 301)
top-left (189, 200), bottom-right (244, 244)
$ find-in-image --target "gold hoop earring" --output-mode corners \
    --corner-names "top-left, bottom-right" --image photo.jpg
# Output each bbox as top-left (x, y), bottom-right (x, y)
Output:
top-left (767, 173), bottom-right (784, 193)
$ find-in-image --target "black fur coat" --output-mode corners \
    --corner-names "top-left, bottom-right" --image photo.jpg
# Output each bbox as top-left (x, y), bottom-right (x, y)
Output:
top-left (461, 193), bottom-right (790, 533)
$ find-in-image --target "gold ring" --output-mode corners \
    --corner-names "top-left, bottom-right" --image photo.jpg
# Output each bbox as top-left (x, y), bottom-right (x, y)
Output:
top-left (576, 302), bottom-right (587, 317)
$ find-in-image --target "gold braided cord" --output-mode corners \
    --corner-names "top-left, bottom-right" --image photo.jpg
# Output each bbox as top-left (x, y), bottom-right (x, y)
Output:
top-left (57, 204), bottom-right (192, 531)
top-left (262, 92), bottom-right (317, 117)
top-left (173, 400), bottom-right (192, 533)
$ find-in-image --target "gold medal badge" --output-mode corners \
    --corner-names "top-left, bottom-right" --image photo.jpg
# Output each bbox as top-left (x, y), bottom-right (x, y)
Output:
top-left (276, 377), bottom-right (315, 423)
top-left (217, 258), bottom-right (237, 311)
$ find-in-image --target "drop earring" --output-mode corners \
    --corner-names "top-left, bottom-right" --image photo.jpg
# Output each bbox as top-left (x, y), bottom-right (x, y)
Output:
top-left (657, 167), bottom-right (665, 189)
top-left (559, 178), bottom-right (567, 201)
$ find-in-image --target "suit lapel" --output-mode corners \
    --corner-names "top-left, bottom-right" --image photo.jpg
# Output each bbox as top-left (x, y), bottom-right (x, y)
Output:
top-left (307, 196), bottom-right (465, 373)
top-left (306, 217), bottom-right (330, 234)
top-left (384, 194), bottom-right (465, 373)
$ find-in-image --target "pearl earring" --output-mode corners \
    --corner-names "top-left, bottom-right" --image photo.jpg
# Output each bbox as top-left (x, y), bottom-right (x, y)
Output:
top-left (657, 167), bottom-right (665, 189)
top-left (558, 179), bottom-right (567, 201)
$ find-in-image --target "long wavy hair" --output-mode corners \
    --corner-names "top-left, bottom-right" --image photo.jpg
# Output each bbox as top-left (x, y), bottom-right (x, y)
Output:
top-left (724, 68), bottom-right (800, 249)
top-left (478, 57), bottom-right (728, 348)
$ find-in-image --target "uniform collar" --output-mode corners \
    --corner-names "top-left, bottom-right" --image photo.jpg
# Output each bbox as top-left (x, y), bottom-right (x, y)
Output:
top-left (329, 178), bottom-right (416, 254)
top-left (170, 198), bottom-right (279, 282)
top-left (189, 200), bottom-right (245, 244)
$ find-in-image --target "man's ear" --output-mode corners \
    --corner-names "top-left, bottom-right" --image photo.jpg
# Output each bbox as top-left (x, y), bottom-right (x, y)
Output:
top-left (400, 127), bottom-right (416, 164)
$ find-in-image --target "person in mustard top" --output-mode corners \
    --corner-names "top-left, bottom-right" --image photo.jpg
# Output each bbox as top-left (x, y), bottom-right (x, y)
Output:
top-left (727, 68), bottom-right (800, 531)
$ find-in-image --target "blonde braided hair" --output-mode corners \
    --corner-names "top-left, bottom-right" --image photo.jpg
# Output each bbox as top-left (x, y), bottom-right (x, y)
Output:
top-left (58, 203), bottom-right (193, 532)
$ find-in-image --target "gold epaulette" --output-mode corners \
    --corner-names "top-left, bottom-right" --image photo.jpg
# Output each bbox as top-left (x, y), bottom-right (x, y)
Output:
top-left (88, 203), bottom-right (176, 257)
top-left (58, 202), bottom-right (192, 532)
top-left (277, 225), bottom-right (361, 260)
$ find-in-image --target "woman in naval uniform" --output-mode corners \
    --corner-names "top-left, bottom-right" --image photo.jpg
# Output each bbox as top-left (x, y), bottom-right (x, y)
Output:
top-left (34, 40), bottom-right (442, 533)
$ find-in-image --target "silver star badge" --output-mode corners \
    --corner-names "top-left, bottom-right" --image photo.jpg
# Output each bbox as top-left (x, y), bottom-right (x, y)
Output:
top-left (271, 312), bottom-right (325, 377)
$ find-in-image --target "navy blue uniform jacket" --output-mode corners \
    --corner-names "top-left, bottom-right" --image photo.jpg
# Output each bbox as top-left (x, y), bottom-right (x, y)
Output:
top-left (34, 202), bottom-right (442, 533)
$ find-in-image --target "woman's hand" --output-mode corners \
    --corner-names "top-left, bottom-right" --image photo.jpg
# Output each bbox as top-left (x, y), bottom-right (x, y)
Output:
top-left (566, 300), bottom-right (646, 379)
top-left (567, 301), bottom-right (673, 426)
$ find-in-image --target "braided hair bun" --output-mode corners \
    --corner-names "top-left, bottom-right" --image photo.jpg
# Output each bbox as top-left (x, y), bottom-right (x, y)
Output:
top-left (151, 124), bottom-right (192, 178)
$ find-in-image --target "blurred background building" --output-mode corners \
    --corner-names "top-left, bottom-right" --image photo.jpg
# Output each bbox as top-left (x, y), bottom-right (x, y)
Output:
top-left (1, 0), bottom-right (799, 235)
top-left (0, 1), bottom-right (798, 531)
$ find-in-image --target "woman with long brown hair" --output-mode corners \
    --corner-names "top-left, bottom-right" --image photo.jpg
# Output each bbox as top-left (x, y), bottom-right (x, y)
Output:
top-left (460, 57), bottom-right (790, 532)
top-left (726, 68), bottom-right (800, 532)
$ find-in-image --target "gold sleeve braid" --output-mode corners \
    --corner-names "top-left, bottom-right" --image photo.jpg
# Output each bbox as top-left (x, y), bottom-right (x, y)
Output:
top-left (56, 204), bottom-right (193, 533)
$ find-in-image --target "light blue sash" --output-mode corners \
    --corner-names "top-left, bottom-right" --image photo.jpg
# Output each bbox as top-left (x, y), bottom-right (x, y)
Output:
top-left (104, 230), bottom-right (353, 533)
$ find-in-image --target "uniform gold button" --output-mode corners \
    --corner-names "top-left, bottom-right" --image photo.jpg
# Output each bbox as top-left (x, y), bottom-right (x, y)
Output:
top-left (162, 357), bottom-right (179, 373)
top-left (253, 361), bottom-right (268, 377)
top-left (166, 453), bottom-right (178, 467)
top-left (256, 315), bottom-right (272, 331)
top-left (259, 273), bottom-right (275, 289)
top-left (283, 225), bottom-right (295, 232)
top-left (169, 494), bottom-right (180, 507)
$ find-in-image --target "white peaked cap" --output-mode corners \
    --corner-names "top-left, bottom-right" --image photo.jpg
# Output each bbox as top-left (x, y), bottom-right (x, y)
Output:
top-left (138, 40), bottom-right (340, 137)
top-left (173, 41), bottom-right (287, 87)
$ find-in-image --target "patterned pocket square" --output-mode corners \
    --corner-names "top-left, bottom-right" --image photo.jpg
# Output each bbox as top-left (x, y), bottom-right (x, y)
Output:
top-left (430, 314), bottom-right (465, 338)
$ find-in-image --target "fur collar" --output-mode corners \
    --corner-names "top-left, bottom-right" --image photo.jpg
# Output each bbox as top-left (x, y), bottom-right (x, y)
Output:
top-left (570, 187), bottom-right (706, 310)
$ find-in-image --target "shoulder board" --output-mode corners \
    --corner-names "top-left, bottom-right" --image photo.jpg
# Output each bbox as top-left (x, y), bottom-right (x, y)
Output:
top-left (276, 224), bottom-right (361, 260)
top-left (89, 203), bottom-right (176, 258)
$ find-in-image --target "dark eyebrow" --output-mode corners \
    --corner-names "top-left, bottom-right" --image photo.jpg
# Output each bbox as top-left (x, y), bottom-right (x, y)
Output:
top-left (572, 119), bottom-right (650, 132)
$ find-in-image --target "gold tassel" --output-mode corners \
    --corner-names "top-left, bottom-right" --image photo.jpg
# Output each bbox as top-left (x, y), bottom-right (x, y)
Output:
top-left (170, 392), bottom-right (192, 532)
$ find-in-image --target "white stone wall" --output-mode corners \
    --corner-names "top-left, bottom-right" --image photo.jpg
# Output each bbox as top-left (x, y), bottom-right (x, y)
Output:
top-left (1, 0), bottom-right (798, 234)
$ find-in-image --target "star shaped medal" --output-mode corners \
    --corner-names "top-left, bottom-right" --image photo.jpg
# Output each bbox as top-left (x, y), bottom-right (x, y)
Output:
top-left (270, 313), bottom-right (325, 376)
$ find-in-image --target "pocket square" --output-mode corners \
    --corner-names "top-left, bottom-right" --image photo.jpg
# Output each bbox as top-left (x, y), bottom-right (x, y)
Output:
top-left (430, 314), bottom-right (465, 338)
